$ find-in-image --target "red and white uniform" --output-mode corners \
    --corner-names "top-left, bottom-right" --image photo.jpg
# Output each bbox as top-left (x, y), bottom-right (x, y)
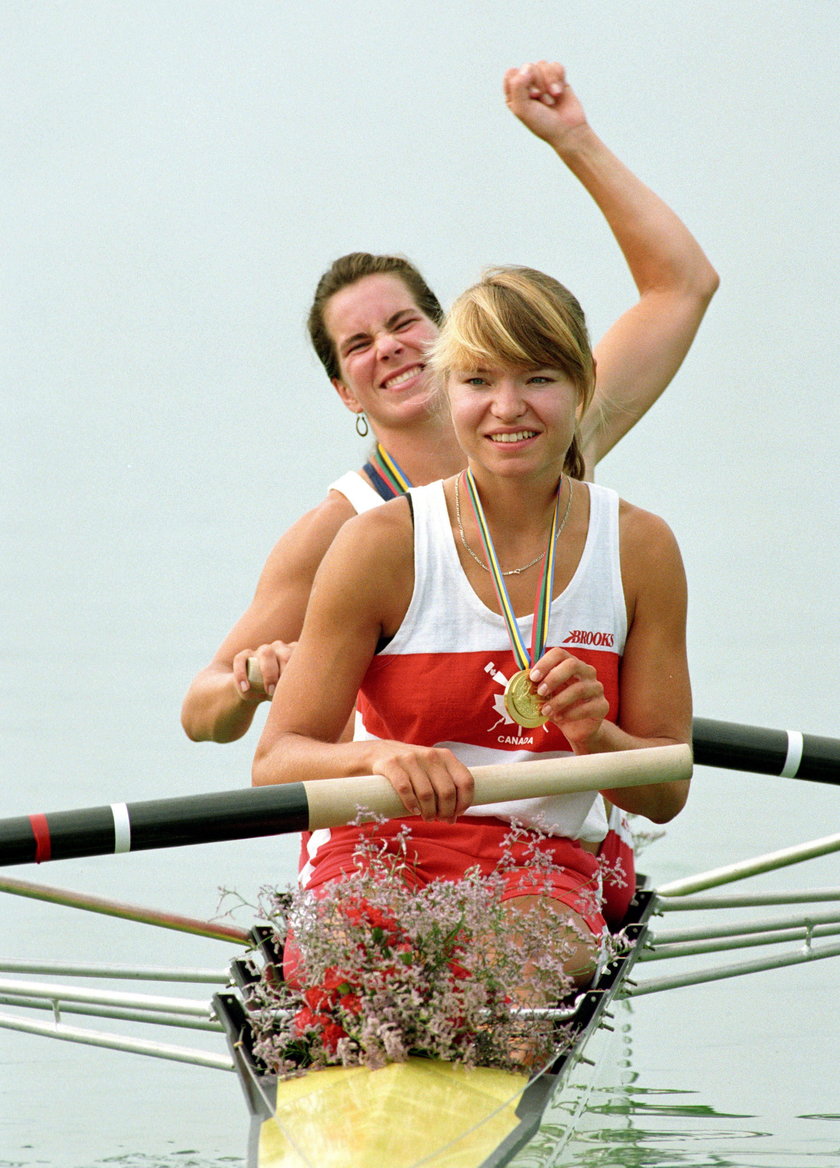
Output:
top-left (302, 479), bottom-right (635, 924)
top-left (357, 479), bottom-right (625, 836)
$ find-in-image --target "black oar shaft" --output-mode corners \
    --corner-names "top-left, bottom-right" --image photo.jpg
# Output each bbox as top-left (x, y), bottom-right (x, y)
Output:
top-left (692, 718), bottom-right (839, 784)
top-left (0, 784), bottom-right (311, 867)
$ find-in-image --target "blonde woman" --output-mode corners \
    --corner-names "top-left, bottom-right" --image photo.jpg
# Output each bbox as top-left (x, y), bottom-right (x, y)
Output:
top-left (184, 60), bottom-right (712, 929)
top-left (252, 266), bottom-right (692, 985)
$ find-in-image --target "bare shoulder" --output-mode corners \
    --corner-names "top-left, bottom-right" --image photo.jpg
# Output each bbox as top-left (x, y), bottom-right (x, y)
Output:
top-left (311, 496), bottom-right (414, 635)
top-left (256, 489), bottom-right (358, 586)
top-left (320, 495), bottom-right (414, 576)
top-left (617, 498), bottom-right (687, 606)
top-left (208, 487), bottom-right (362, 659)
top-left (618, 498), bottom-right (682, 557)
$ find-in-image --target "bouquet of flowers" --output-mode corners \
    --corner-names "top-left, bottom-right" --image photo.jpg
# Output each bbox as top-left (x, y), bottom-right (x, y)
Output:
top-left (247, 820), bottom-right (615, 1077)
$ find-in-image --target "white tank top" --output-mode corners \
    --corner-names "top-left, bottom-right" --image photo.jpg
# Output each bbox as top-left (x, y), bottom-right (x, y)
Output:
top-left (356, 479), bottom-right (627, 842)
top-left (328, 471), bottom-right (383, 514)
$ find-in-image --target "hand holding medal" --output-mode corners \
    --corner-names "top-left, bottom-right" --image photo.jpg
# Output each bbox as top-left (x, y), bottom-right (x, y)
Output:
top-left (504, 668), bottom-right (547, 728)
top-left (461, 469), bottom-right (569, 729)
top-left (527, 646), bottom-right (610, 751)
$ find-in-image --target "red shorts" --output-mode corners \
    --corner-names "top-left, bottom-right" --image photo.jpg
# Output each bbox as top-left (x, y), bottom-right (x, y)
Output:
top-left (597, 809), bottom-right (636, 927)
top-left (299, 816), bottom-right (606, 935)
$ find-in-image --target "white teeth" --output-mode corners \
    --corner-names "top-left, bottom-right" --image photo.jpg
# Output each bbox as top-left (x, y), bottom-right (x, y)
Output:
top-left (383, 366), bottom-right (422, 389)
top-left (489, 430), bottom-right (537, 443)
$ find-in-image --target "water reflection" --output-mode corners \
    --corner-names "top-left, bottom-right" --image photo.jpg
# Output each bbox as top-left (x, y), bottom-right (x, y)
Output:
top-left (3, 1000), bottom-right (838, 1168)
top-left (508, 1007), bottom-right (839, 1168)
top-left (0, 1158), bottom-right (244, 1168)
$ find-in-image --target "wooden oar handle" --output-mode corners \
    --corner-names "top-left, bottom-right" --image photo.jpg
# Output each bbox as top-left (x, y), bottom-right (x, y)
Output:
top-left (246, 657), bottom-right (264, 689)
top-left (303, 743), bottom-right (693, 830)
top-left (0, 746), bottom-right (691, 867)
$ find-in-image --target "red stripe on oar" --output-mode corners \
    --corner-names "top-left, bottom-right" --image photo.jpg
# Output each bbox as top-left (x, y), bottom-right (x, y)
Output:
top-left (29, 814), bottom-right (52, 863)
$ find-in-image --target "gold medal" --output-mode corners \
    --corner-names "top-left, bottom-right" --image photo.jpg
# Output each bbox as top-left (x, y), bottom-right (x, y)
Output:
top-left (461, 469), bottom-right (567, 732)
top-left (504, 669), bottom-right (548, 728)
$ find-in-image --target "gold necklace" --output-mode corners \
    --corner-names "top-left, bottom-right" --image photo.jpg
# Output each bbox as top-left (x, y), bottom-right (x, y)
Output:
top-left (454, 474), bottom-right (574, 577)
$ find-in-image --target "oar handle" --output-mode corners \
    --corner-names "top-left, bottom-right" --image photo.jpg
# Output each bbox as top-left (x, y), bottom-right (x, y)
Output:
top-left (0, 746), bottom-right (691, 868)
top-left (304, 743), bottom-right (692, 829)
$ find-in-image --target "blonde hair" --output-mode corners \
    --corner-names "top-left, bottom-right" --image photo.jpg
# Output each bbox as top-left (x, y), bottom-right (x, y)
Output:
top-left (427, 267), bottom-right (595, 479)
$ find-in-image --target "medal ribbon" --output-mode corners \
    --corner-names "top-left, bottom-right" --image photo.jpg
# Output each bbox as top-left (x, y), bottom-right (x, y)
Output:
top-left (462, 469), bottom-right (562, 671)
top-left (364, 444), bottom-right (413, 500)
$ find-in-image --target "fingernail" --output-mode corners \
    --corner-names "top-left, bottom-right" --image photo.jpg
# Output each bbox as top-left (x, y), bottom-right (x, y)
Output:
top-left (239, 680), bottom-right (249, 692)
top-left (541, 94), bottom-right (555, 106)
top-left (537, 684), bottom-right (548, 696)
top-left (267, 684), bottom-right (276, 697)
top-left (549, 83), bottom-right (563, 95)
top-left (530, 668), bottom-right (542, 681)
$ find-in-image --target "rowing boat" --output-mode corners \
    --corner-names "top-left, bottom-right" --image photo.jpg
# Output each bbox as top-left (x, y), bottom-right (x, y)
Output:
top-left (0, 720), bottom-right (837, 1165)
top-left (213, 881), bottom-right (657, 1168)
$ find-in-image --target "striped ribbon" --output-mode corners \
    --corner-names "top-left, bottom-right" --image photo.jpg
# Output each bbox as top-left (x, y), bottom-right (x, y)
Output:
top-left (462, 469), bottom-right (562, 670)
top-left (364, 444), bottom-right (413, 499)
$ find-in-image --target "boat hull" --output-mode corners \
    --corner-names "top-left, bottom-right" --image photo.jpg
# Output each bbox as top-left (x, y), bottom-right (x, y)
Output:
top-left (254, 1058), bottom-right (529, 1167)
top-left (215, 883), bottom-right (655, 1168)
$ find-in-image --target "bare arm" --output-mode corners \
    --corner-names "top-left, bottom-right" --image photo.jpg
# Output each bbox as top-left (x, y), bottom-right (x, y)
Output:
top-left (530, 503), bottom-right (691, 822)
top-left (252, 502), bottom-right (474, 823)
top-left (180, 491), bottom-right (356, 743)
top-left (504, 61), bottom-right (719, 474)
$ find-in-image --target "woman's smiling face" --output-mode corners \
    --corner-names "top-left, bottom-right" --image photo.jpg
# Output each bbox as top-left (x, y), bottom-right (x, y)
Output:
top-left (324, 273), bottom-right (441, 426)
top-left (447, 365), bottom-right (579, 479)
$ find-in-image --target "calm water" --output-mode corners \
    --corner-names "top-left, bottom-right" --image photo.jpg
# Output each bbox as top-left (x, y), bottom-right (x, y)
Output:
top-left (1, 520), bottom-right (837, 1168)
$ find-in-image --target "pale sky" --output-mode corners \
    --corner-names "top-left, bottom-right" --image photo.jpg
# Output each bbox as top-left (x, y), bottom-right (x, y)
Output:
top-left (3, 0), bottom-right (838, 804)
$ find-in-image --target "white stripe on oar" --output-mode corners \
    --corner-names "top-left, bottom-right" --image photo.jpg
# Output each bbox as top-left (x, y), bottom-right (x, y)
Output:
top-left (691, 717), bottom-right (839, 783)
top-left (781, 730), bottom-right (804, 778)
top-left (110, 802), bottom-right (131, 853)
top-left (303, 743), bottom-right (692, 831)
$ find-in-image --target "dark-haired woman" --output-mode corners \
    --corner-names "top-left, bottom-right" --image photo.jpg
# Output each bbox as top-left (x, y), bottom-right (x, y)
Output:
top-left (181, 61), bottom-right (712, 925)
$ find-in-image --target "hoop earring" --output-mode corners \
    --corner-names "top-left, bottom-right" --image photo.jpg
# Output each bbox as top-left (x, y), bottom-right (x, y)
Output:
top-left (355, 412), bottom-right (369, 437)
